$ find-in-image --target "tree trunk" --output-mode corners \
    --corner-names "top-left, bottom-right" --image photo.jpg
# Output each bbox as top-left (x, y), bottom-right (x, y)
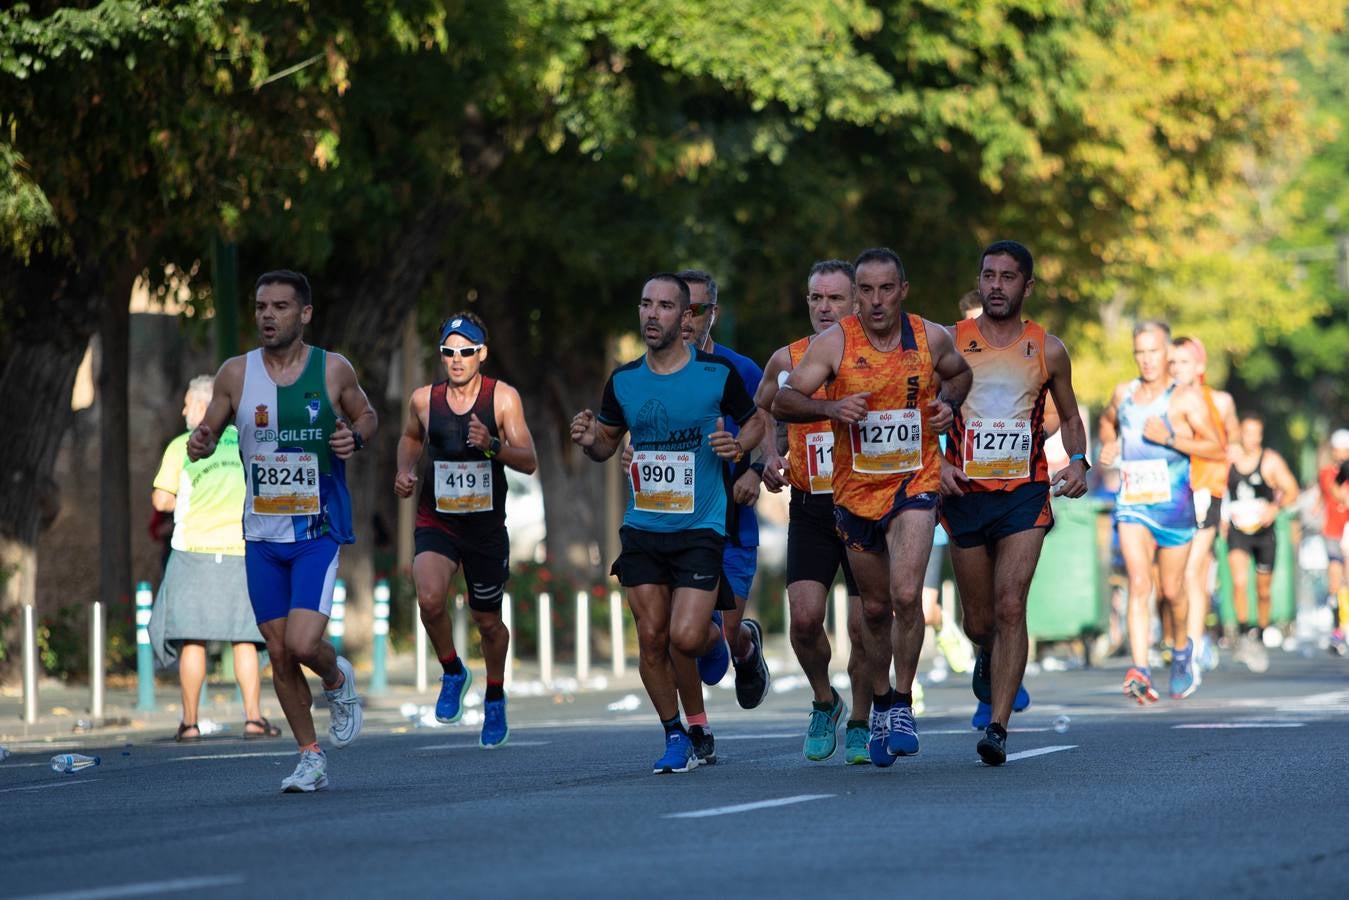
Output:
top-left (98, 277), bottom-right (134, 653)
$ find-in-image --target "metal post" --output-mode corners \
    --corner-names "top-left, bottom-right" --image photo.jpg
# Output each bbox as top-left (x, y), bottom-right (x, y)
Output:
top-left (453, 594), bottom-right (468, 665)
top-left (538, 591), bottom-right (554, 686)
top-left (329, 579), bottom-right (346, 657)
top-left (89, 600), bottom-right (105, 721)
top-left (575, 591), bottom-right (590, 682)
top-left (415, 611), bottom-right (429, 695)
top-left (22, 603), bottom-right (39, 724)
top-left (941, 579), bottom-right (957, 628)
top-left (610, 589), bottom-right (626, 677)
top-left (135, 582), bottom-right (155, 711)
top-left (371, 578), bottom-right (390, 694)
top-left (782, 588), bottom-right (791, 663)
top-left (832, 583), bottom-right (849, 664)
top-left (502, 592), bottom-right (514, 689)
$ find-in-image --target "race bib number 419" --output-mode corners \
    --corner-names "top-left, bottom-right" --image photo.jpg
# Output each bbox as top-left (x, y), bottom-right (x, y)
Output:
top-left (629, 450), bottom-right (694, 514)
top-left (250, 453), bottom-right (320, 516)
top-left (434, 460), bottom-right (493, 514)
top-left (850, 409), bottom-right (922, 474)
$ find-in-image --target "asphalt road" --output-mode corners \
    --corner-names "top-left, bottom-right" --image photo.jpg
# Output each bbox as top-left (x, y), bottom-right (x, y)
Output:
top-left (2, 654), bottom-right (1347, 899)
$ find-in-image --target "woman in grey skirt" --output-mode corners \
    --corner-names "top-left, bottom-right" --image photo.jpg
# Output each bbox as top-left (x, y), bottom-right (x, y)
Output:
top-left (148, 376), bottom-right (279, 741)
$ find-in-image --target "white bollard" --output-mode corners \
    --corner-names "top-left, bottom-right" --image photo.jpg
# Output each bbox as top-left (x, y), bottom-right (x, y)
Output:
top-left (22, 603), bottom-right (38, 724)
top-left (89, 600), bottom-right (105, 721)
top-left (502, 592), bottom-right (514, 690)
top-left (452, 594), bottom-right (468, 667)
top-left (415, 614), bottom-right (428, 694)
top-left (833, 583), bottom-right (849, 664)
top-left (782, 588), bottom-right (792, 662)
top-left (576, 591), bottom-right (590, 683)
top-left (329, 579), bottom-right (347, 656)
top-left (610, 590), bottom-right (626, 677)
top-left (539, 591), bottom-right (554, 686)
top-left (941, 578), bottom-right (957, 624)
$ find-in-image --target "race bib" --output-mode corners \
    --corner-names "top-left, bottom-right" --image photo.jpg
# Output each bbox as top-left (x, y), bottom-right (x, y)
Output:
top-left (630, 450), bottom-right (694, 514)
top-left (250, 452), bottom-right (320, 516)
top-left (849, 409), bottom-right (922, 474)
top-left (1228, 498), bottom-right (1267, 534)
top-left (805, 431), bottom-right (834, 494)
top-left (434, 460), bottom-right (494, 514)
top-left (1118, 458), bottom-right (1171, 506)
top-left (963, 418), bottom-right (1032, 480)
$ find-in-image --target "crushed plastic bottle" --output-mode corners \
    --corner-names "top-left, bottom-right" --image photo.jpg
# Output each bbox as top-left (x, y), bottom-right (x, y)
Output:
top-left (51, 753), bottom-right (101, 774)
top-left (0, 745), bottom-right (10, 762)
top-left (606, 693), bottom-right (641, 712)
top-left (1053, 715), bottom-right (1071, 735)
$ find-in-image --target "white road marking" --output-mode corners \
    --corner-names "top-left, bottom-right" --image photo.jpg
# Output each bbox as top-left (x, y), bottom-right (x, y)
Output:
top-left (664, 794), bottom-right (835, 819)
top-left (1002, 745), bottom-right (1076, 762)
top-left (925, 727), bottom-right (1054, 736)
top-left (11, 874), bottom-right (245, 900)
top-left (417, 741), bottom-right (551, 750)
top-left (171, 751), bottom-right (297, 761)
top-left (0, 780), bottom-right (101, 794)
top-left (713, 733), bottom-right (799, 741)
top-left (1172, 722), bottom-right (1305, 729)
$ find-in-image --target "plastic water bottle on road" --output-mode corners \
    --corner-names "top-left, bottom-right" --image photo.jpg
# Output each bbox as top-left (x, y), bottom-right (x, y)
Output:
top-left (51, 753), bottom-right (100, 774)
top-left (1053, 716), bottom-right (1071, 734)
top-left (0, 745), bottom-right (10, 762)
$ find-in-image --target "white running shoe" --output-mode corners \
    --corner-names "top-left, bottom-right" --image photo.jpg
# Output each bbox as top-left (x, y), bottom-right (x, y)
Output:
top-left (325, 656), bottom-right (363, 748)
top-left (281, 748), bottom-right (329, 793)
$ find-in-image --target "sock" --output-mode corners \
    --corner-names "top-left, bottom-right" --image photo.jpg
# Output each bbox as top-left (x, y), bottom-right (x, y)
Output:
top-left (661, 715), bottom-right (686, 737)
top-left (1136, 666), bottom-right (1151, 681)
top-left (895, 691), bottom-right (913, 708)
top-left (1174, 640), bottom-right (1193, 661)
top-left (686, 712), bottom-right (709, 729)
top-left (987, 723), bottom-right (1007, 739)
top-left (300, 742), bottom-right (321, 754)
top-left (846, 719), bottom-right (868, 730)
top-left (322, 672), bottom-right (344, 692)
top-left (812, 698), bottom-right (833, 712)
top-left (485, 680), bottom-right (504, 702)
top-left (440, 653), bottom-right (464, 676)
top-left (873, 691), bottom-right (894, 711)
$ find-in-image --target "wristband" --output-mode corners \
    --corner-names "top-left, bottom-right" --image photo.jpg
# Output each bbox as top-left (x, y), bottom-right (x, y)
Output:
top-left (749, 461), bottom-right (765, 476)
top-left (483, 436), bottom-right (501, 458)
top-left (351, 427), bottom-right (365, 452)
top-left (1069, 452), bottom-right (1090, 471)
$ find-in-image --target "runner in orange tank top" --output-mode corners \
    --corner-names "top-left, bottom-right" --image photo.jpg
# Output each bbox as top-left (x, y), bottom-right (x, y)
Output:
top-left (756, 259), bottom-right (873, 763)
top-left (937, 241), bottom-right (1090, 765)
top-left (773, 247), bottom-right (971, 769)
top-left (1168, 336), bottom-right (1238, 674)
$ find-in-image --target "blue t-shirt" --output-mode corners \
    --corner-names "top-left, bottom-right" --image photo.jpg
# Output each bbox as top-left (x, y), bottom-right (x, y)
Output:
top-left (712, 342), bottom-right (764, 548)
top-left (599, 348), bottom-right (757, 535)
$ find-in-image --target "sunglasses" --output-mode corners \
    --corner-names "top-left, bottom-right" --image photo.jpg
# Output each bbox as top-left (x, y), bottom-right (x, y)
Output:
top-left (688, 302), bottom-right (717, 317)
top-left (440, 345), bottom-right (483, 359)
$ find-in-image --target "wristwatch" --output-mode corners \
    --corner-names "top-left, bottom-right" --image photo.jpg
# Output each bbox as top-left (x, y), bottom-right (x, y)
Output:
top-left (483, 437), bottom-right (502, 458)
top-left (350, 427), bottom-right (365, 452)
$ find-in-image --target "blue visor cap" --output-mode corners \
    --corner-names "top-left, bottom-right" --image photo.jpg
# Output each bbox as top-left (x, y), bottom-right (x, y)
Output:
top-left (439, 317), bottom-right (486, 346)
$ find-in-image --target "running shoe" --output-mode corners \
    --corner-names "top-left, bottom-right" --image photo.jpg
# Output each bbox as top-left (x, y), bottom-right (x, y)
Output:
top-left (1196, 634), bottom-right (1219, 672)
top-left (480, 697), bottom-right (509, 748)
top-left (281, 748), bottom-right (329, 793)
top-left (912, 681), bottom-right (926, 716)
top-left (689, 725), bottom-right (717, 766)
top-left (884, 704), bottom-right (920, 757)
top-left (1240, 632), bottom-right (1270, 674)
top-left (1123, 666), bottom-right (1159, 704)
top-left (1170, 641), bottom-right (1197, 699)
top-left (803, 692), bottom-right (847, 762)
top-left (971, 647), bottom-right (992, 704)
top-left (435, 666), bottom-right (473, 724)
top-left (844, 723), bottom-right (870, 765)
top-left (970, 701), bottom-right (992, 730)
top-left (733, 618), bottom-right (771, 709)
top-left (325, 656), bottom-right (363, 748)
top-left (653, 730), bottom-right (697, 774)
top-left (937, 628), bottom-right (975, 674)
top-left (868, 707), bottom-right (896, 767)
top-left (976, 724), bottom-right (1007, 767)
top-left (696, 611), bottom-right (731, 686)
top-left (1013, 683), bottom-right (1031, 712)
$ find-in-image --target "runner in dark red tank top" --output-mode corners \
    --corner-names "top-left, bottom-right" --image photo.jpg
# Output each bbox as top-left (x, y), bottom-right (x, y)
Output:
top-left (394, 312), bottom-right (538, 749)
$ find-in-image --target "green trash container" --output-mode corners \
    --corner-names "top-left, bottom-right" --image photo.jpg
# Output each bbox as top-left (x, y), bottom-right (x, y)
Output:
top-left (1026, 497), bottom-right (1107, 641)
top-left (1214, 510), bottom-right (1296, 628)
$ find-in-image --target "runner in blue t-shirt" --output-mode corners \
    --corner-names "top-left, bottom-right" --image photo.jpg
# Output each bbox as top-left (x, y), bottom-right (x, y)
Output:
top-left (571, 273), bottom-right (764, 774)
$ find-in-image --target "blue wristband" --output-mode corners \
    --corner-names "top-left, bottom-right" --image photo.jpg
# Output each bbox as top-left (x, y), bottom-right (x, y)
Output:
top-left (1069, 453), bottom-right (1090, 470)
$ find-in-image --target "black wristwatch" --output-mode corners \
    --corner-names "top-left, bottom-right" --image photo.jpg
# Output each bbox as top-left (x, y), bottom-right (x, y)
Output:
top-left (483, 436), bottom-right (501, 458)
top-left (350, 427), bottom-right (365, 452)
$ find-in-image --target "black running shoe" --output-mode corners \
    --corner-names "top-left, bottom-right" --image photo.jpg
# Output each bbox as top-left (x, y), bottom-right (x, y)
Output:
top-left (734, 618), bottom-right (772, 710)
top-left (689, 725), bottom-right (717, 766)
top-left (977, 724), bottom-right (1007, 767)
top-left (971, 647), bottom-right (992, 704)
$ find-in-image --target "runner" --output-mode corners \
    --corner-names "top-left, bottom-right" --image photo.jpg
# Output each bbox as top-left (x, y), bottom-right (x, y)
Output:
top-left (571, 273), bottom-right (763, 774)
top-left (1169, 336), bottom-right (1239, 673)
top-left (1225, 414), bottom-right (1300, 660)
top-left (393, 311), bottom-right (538, 749)
top-left (755, 259), bottom-right (872, 763)
top-left (1098, 320), bottom-right (1223, 705)
top-left (939, 240), bottom-right (1090, 765)
top-left (1317, 430), bottom-right (1349, 653)
top-left (773, 247), bottom-right (971, 768)
top-left (187, 269), bottom-right (376, 792)
top-left (676, 269), bottom-right (773, 728)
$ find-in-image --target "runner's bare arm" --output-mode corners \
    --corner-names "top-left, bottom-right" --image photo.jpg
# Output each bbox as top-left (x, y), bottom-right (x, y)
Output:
top-left (774, 325), bottom-right (849, 423)
top-left (1216, 390), bottom-right (1241, 449)
top-left (754, 346), bottom-right (792, 412)
top-left (1264, 450), bottom-right (1301, 511)
top-left (1044, 335), bottom-right (1089, 497)
top-left (926, 320), bottom-right (972, 432)
top-left (327, 352), bottom-right (378, 460)
top-left (753, 348), bottom-right (794, 490)
top-left (394, 387), bottom-right (429, 498)
top-left (571, 409), bottom-right (625, 462)
top-left (186, 356), bottom-right (244, 461)
top-left (492, 383), bottom-right (539, 476)
top-left (1167, 387), bottom-right (1223, 460)
top-left (1096, 383), bottom-right (1126, 466)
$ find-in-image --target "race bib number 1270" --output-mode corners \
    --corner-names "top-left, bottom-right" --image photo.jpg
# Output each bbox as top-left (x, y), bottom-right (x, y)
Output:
top-left (849, 409), bottom-right (922, 474)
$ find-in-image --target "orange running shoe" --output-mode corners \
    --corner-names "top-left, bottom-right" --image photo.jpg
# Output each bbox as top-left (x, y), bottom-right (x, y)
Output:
top-left (1123, 667), bottom-right (1159, 705)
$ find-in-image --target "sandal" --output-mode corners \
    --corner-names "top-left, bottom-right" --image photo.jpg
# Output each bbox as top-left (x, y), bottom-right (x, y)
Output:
top-left (175, 722), bottom-right (201, 742)
top-left (243, 717), bottom-right (282, 739)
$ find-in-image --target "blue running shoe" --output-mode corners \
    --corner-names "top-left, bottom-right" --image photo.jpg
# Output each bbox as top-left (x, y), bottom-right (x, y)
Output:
top-left (480, 697), bottom-right (509, 748)
top-left (1170, 640), bottom-right (1197, 699)
top-left (971, 701), bottom-right (992, 730)
top-left (653, 730), bottom-right (697, 774)
top-left (884, 704), bottom-right (919, 757)
top-left (868, 707), bottom-right (897, 768)
top-left (697, 611), bottom-right (731, 686)
top-left (1013, 683), bottom-right (1031, 712)
top-left (435, 667), bottom-right (473, 724)
top-left (972, 648), bottom-right (992, 704)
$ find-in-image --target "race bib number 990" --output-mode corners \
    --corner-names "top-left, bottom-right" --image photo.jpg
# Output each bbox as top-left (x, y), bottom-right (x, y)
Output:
top-left (250, 453), bottom-right (320, 516)
top-left (850, 409), bottom-right (922, 474)
top-left (963, 419), bottom-right (1032, 480)
top-left (434, 460), bottom-right (494, 514)
top-left (629, 450), bottom-right (694, 514)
